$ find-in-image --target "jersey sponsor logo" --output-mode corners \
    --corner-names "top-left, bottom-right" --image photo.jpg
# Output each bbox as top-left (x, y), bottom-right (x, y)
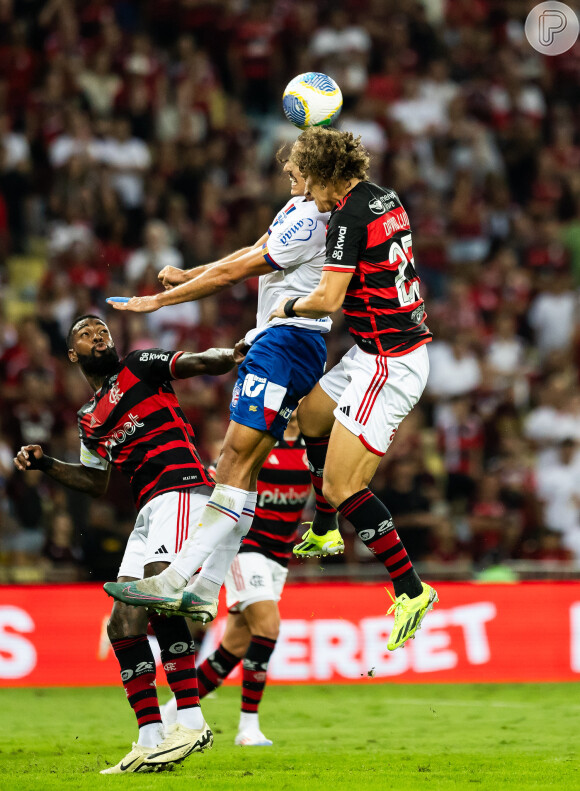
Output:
top-left (331, 225), bottom-right (348, 259)
top-left (369, 196), bottom-right (395, 215)
top-left (278, 405), bottom-right (293, 420)
top-left (242, 374), bottom-right (267, 398)
top-left (257, 486), bottom-right (310, 507)
top-left (139, 352), bottom-right (170, 362)
top-left (278, 217), bottom-right (317, 246)
top-left (109, 382), bottom-right (124, 405)
top-left (105, 412), bottom-right (144, 449)
top-left (231, 381), bottom-right (241, 409)
top-left (268, 454), bottom-right (280, 465)
top-left (307, 462), bottom-right (324, 477)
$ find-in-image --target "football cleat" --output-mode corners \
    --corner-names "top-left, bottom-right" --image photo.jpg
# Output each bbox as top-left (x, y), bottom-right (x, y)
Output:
top-left (144, 722), bottom-right (213, 767)
top-left (234, 729), bottom-right (273, 747)
top-left (99, 742), bottom-right (153, 774)
top-left (386, 583), bottom-right (438, 651)
top-left (103, 579), bottom-right (217, 623)
top-left (293, 524), bottom-right (344, 558)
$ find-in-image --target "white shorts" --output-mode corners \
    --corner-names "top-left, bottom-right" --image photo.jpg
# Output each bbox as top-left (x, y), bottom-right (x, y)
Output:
top-left (118, 489), bottom-right (209, 579)
top-left (319, 343), bottom-right (430, 456)
top-left (225, 552), bottom-right (288, 612)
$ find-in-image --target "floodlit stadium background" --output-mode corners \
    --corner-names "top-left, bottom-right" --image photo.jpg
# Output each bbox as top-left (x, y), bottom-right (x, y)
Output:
top-left (0, 1), bottom-right (580, 684)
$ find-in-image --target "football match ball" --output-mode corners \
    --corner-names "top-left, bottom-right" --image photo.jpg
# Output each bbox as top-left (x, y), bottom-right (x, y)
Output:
top-left (282, 72), bottom-right (343, 130)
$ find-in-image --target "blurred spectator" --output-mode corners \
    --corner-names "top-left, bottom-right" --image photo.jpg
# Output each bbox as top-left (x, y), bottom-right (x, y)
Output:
top-left (536, 439), bottom-right (580, 560)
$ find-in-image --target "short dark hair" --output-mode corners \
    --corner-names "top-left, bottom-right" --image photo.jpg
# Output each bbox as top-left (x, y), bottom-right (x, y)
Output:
top-left (66, 314), bottom-right (104, 348)
top-left (293, 128), bottom-right (370, 185)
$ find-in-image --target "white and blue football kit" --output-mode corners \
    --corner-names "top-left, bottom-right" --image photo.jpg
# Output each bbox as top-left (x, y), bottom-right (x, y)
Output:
top-left (231, 196), bottom-right (330, 439)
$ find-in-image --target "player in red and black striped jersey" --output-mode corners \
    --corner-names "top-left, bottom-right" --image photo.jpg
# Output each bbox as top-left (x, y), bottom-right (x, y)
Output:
top-left (14, 314), bottom-right (246, 772)
top-left (161, 413), bottom-right (311, 746)
top-left (271, 128), bottom-right (438, 652)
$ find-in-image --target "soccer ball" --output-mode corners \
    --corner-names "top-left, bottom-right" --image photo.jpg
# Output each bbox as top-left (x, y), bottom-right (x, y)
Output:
top-left (282, 72), bottom-right (343, 130)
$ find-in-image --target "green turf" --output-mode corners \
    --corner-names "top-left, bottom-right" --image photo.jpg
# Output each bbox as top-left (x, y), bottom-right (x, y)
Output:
top-left (0, 684), bottom-right (578, 790)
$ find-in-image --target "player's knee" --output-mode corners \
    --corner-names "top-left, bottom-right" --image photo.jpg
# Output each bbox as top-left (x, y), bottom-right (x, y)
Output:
top-left (254, 617), bottom-right (279, 641)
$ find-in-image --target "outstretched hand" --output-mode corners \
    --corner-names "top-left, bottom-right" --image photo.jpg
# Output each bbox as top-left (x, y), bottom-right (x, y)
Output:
top-left (158, 266), bottom-right (187, 290)
top-left (107, 295), bottom-right (161, 313)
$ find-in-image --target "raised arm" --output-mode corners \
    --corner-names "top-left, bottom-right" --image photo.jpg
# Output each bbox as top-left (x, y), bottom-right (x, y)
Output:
top-left (112, 243), bottom-right (272, 314)
top-left (158, 232), bottom-right (270, 290)
top-left (14, 445), bottom-right (110, 497)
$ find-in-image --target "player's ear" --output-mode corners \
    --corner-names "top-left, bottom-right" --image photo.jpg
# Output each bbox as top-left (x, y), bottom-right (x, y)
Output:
top-left (68, 348), bottom-right (78, 363)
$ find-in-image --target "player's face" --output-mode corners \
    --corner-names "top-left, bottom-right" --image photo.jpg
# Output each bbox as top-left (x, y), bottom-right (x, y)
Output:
top-left (69, 318), bottom-right (120, 376)
top-left (305, 177), bottom-right (340, 212)
top-left (283, 159), bottom-right (306, 196)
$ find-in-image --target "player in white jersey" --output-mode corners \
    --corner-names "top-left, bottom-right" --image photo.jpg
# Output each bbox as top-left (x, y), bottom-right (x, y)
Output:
top-left (105, 144), bottom-right (342, 618)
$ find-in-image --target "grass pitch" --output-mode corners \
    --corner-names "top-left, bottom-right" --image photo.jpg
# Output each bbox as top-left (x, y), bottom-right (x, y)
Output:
top-left (0, 684), bottom-right (577, 790)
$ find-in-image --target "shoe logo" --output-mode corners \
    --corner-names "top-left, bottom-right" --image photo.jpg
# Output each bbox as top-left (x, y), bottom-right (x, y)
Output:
top-left (121, 585), bottom-right (166, 602)
top-left (119, 756), bottom-right (140, 772)
top-left (154, 545), bottom-right (168, 554)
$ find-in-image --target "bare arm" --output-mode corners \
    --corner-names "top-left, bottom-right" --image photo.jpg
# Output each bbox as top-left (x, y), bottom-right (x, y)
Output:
top-left (113, 246), bottom-right (272, 313)
top-left (158, 232), bottom-right (270, 289)
top-left (269, 269), bottom-right (353, 320)
top-left (173, 340), bottom-right (248, 378)
top-left (14, 445), bottom-right (110, 497)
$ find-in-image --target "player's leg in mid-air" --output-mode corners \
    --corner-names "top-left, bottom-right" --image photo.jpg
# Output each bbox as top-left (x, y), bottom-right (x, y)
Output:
top-left (105, 325), bottom-right (326, 614)
top-left (297, 346), bottom-right (437, 651)
top-left (163, 553), bottom-right (284, 746)
top-left (101, 491), bottom-right (213, 774)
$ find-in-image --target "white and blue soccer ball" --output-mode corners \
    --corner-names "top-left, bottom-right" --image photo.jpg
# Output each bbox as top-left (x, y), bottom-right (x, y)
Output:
top-left (282, 72), bottom-right (343, 130)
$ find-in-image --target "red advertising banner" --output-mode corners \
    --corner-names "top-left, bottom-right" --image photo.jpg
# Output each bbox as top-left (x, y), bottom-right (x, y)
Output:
top-left (1, 582), bottom-right (579, 686)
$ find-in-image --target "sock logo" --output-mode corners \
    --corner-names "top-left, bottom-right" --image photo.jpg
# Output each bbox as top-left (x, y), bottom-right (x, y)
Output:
top-left (154, 545), bottom-right (168, 554)
top-left (358, 528), bottom-right (375, 542)
top-left (168, 641), bottom-right (189, 654)
top-left (378, 519), bottom-right (394, 534)
top-left (163, 661), bottom-right (177, 672)
top-left (121, 669), bottom-right (133, 682)
top-left (135, 660), bottom-right (154, 675)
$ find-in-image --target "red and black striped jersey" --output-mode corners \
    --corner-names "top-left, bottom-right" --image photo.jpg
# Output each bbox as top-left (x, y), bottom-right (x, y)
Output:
top-left (240, 436), bottom-right (311, 567)
top-left (323, 181), bottom-right (432, 356)
top-left (77, 349), bottom-right (213, 510)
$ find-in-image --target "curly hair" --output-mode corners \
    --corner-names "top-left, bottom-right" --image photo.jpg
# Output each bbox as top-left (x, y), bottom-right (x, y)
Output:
top-left (293, 128), bottom-right (370, 185)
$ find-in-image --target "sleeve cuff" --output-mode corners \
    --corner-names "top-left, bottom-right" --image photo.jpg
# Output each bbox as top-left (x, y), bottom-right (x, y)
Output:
top-left (262, 243), bottom-right (284, 271)
top-left (169, 351), bottom-right (184, 378)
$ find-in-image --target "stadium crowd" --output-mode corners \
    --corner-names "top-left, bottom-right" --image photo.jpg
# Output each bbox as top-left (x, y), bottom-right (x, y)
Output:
top-left (1, 0), bottom-right (580, 582)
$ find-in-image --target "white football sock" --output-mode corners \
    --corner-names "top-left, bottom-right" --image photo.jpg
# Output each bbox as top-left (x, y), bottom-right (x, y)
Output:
top-left (190, 492), bottom-right (258, 598)
top-left (137, 722), bottom-right (164, 748)
top-left (170, 484), bottom-right (249, 583)
top-left (176, 704), bottom-right (204, 730)
top-left (239, 711), bottom-right (260, 732)
top-left (160, 695), bottom-right (177, 728)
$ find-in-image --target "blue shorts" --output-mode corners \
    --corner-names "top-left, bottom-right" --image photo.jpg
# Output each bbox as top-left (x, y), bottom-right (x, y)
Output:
top-left (230, 326), bottom-right (326, 440)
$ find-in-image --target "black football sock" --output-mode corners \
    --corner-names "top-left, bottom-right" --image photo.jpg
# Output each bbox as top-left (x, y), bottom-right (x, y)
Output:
top-left (302, 434), bottom-right (338, 536)
top-left (338, 488), bottom-right (423, 598)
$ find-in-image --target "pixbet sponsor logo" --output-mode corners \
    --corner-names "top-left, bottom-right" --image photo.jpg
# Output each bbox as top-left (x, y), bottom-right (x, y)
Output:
top-left (257, 486), bottom-right (310, 508)
top-left (525, 2), bottom-right (579, 55)
top-left (105, 412), bottom-right (144, 449)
